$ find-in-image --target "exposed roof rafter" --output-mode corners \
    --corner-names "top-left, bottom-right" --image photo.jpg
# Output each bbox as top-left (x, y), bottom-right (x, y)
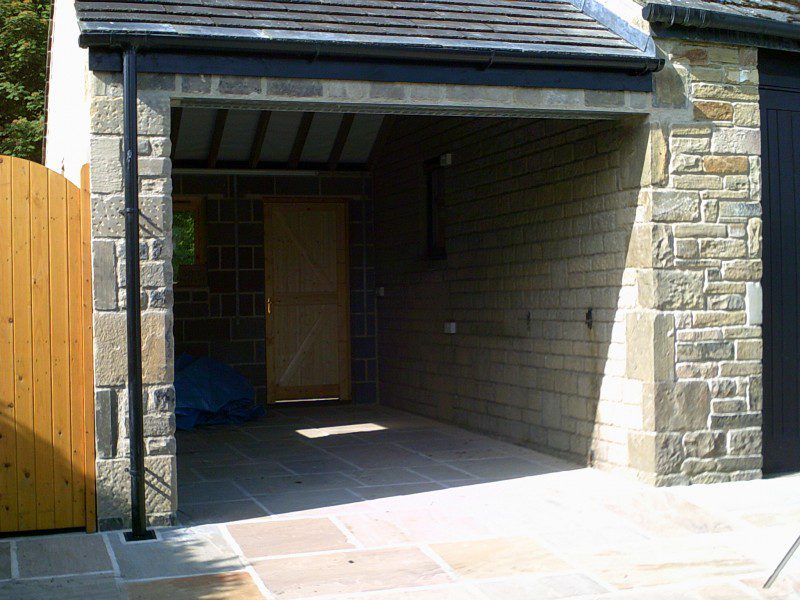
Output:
top-left (328, 114), bottom-right (355, 171)
top-left (249, 111), bottom-right (272, 169)
top-left (368, 115), bottom-right (395, 170)
top-left (289, 112), bottom-right (314, 169)
top-left (206, 109), bottom-right (229, 169)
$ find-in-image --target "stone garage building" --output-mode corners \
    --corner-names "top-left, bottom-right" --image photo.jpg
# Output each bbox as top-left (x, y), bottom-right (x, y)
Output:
top-left (44, 0), bottom-right (799, 529)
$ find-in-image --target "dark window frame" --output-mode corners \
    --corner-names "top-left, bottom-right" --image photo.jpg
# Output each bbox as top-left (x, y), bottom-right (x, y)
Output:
top-left (172, 195), bottom-right (208, 288)
top-left (425, 158), bottom-right (447, 260)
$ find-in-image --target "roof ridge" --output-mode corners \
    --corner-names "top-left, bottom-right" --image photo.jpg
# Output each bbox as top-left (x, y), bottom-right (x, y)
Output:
top-left (567, 0), bottom-right (656, 54)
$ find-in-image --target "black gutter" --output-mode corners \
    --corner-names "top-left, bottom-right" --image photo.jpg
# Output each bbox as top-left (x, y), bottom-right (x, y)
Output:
top-left (78, 32), bottom-right (664, 74)
top-left (643, 2), bottom-right (800, 42)
top-left (121, 46), bottom-right (155, 543)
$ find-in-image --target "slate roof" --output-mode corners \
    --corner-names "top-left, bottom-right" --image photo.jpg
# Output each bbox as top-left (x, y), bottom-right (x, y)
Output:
top-left (74, 0), bottom-right (653, 60)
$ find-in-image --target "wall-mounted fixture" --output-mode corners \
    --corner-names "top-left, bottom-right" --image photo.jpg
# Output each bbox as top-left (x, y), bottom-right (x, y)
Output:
top-left (585, 308), bottom-right (593, 330)
top-left (444, 321), bottom-right (457, 334)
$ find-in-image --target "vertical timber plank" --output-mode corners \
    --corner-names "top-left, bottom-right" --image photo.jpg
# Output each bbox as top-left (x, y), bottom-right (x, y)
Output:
top-left (30, 162), bottom-right (55, 530)
top-left (81, 164), bottom-right (96, 532)
top-left (49, 171), bottom-right (72, 528)
top-left (11, 157), bottom-right (35, 530)
top-left (0, 157), bottom-right (17, 531)
top-left (67, 176), bottom-right (86, 528)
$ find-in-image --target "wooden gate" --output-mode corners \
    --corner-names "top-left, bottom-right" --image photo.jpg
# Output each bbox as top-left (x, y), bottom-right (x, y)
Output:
top-left (0, 156), bottom-right (95, 533)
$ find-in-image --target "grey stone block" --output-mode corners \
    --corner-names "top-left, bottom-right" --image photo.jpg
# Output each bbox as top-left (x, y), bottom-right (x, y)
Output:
top-left (218, 76), bottom-right (261, 95)
top-left (94, 388), bottom-right (118, 459)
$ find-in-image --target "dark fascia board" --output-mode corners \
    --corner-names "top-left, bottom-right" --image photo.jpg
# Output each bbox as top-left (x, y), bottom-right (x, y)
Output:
top-left (643, 2), bottom-right (800, 52)
top-left (88, 48), bottom-right (655, 92)
top-left (78, 25), bottom-right (664, 75)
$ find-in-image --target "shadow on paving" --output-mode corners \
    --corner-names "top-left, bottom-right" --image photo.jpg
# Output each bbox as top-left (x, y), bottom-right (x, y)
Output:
top-left (175, 404), bottom-right (580, 526)
top-left (0, 526), bottom-right (260, 598)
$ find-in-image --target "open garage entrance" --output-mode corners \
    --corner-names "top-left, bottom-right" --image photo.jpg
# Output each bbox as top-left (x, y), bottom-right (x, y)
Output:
top-left (170, 107), bottom-right (646, 523)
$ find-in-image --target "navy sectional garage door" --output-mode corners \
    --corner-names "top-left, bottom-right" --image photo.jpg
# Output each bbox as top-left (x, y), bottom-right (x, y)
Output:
top-left (760, 50), bottom-right (800, 474)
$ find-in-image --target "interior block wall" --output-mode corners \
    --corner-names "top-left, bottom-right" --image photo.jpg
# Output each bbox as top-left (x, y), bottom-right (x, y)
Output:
top-left (172, 173), bottom-right (377, 406)
top-left (372, 115), bottom-right (645, 467)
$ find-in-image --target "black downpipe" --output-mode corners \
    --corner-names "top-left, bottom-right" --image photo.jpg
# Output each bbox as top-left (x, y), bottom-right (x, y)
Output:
top-left (122, 46), bottom-right (155, 543)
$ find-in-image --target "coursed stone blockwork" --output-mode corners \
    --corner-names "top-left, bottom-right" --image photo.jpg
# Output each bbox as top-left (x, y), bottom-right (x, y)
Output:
top-left (372, 115), bottom-right (645, 468)
top-left (90, 71), bottom-right (177, 529)
top-left (628, 41), bottom-right (763, 485)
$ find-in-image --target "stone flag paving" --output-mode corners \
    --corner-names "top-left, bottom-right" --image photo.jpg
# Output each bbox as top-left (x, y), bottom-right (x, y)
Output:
top-left (0, 406), bottom-right (799, 598)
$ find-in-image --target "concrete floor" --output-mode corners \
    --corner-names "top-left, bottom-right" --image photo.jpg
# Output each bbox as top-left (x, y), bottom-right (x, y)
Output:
top-left (1, 405), bottom-right (800, 599)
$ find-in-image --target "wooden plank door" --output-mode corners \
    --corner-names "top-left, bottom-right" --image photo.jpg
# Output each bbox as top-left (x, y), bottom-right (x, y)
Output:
top-left (761, 50), bottom-right (800, 474)
top-left (264, 201), bottom-right (350, 402)
top-left (0, 156), bottom-right (95, 533)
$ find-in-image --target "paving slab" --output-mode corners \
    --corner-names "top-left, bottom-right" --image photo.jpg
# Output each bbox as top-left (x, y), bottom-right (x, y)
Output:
top-left (178, 499), bottom-right (268, 526)
top-left (254, 488), bottom-right (363, 515)
top-left (344, 468), bottom-right (430, 486)
top-left (279, 456), bottom-right (358, 474)
top-left (337, 584), bottom-right (483, 599)
top-left (569, 536), bottom-right (760, 590)
top-left (337, 514), bottom-right (413, 547)
top-left (0, 574), bottom-right (125, 599)
top-left (108, 527), bottom-right (243, 580)
top-left (228, 517), bottom-right (354, 558)
top-left (431, 536), bottom-right (571, 579)
top-left (354, 482), bottom-right (446, 500)
top-left (474, 573), bottom-right (608, 599)
top-left (253, 547), bottom-right (451, 598)
top-left (16, 534), bottom-right (113, 578)
top-left (192, 461), bottom-right (293, 482)
top-left (126, 570), bottom-right (263, 599)
top-left (326, 444), bottom-right (437, 469)
top-left (406, 464), bottom-right (477, 482)
top-left (238, 472), bottom-right (356, 495)
top-left (179, 480), bottom-right (249, 504)
top-left (445, 457), bottom-right (556, 480)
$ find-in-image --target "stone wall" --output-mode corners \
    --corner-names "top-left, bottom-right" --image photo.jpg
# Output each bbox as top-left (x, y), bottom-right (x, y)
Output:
top-left (172, 173), bottom-right (377, 405)
top-left (89, 72), bottom-right (176, 529)
top-left (628, 41), bottom-right (763, 484)
top-left (372, 115), bottom-right (646, 468)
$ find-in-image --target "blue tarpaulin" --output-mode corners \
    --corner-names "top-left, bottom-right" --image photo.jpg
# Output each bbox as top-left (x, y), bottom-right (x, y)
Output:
top-left (174, 354), bottom-right (266, 431)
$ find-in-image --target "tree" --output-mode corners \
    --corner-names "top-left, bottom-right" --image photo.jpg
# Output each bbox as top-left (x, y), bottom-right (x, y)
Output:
top-left (0, 0), bottom-right (50, 162)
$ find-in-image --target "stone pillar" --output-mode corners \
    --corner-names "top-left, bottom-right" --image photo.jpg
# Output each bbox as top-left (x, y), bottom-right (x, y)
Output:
top-left (89, 71), bottom-right (177, 529)
top-left (627, 41), bottom-right (762, 485)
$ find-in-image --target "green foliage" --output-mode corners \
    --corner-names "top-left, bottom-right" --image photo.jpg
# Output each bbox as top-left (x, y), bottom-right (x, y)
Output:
top-left (0, 0), bottom-right (50, 162)
top-left (172, 211), bottom-right (197, 271)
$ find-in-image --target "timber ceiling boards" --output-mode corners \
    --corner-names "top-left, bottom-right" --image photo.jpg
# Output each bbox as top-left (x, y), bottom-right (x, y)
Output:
top-left (171, 108), bottom-right (385, 171)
